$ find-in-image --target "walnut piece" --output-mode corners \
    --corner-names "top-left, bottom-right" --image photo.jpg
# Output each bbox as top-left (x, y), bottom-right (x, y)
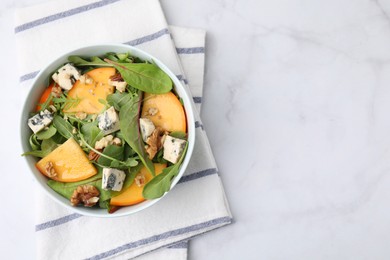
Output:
top-left (51, 84), bottom-right (62, 98)
top-left (70, 185), bottom-right (100, 207)
top-left (145, 127), bottom-right (167, 159)
top-left (75, 111), bottom-right (87, 120)
top-left (88, 149), bottom-right (102, 161)
top-left (44, 161), bottom-right (57, 178)
top-left (134, 173), bottom-right (146, 187)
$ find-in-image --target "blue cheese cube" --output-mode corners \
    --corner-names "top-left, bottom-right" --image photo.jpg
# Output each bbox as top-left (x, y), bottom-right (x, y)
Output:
top-left (97, 106), bottom-right (120, 135)
top-left (102, 168), bottom-right (126, 191)
top-left (163, 135), bottom-right (187, 164)
top-left (139, 118), bottom-right (155, 142)
top-left (52, 63), bottom-right (80, 90)
top-left (28, 109), bottom-right (53, 133)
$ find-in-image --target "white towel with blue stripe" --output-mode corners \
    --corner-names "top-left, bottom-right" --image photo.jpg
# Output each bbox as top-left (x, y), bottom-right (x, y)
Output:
top-left (15, 0), bottom-right (232, 259)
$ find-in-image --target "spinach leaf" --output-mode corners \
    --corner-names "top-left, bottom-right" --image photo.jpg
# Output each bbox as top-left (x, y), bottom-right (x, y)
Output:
top-left (111, 164), bottom-right (143, 197)
top-left (143, 143), bottom-right (188, 199)
top-left (97, 145), bottom-right (124, 167)
top-left (68, 56), bottom-right (109, 67)
top-left (119, 90), bottom-right (155, 176)
top-left (47, 169), bottom-right (112, 209)
top-left (105, 59), bottom-right (172, 94)
top-left (153, 148), bottom-right (168, 164)
top-left (53, 115), bottom-right (75, 139)
top-left (107, 92), bottom-right (133, 111)
top-left (81, 122), bottom-right (104, 148)
top-left (170, 131), bottom-right (187, 139)
top-left (36, 125), bottom-right (57, 140)
top-left (41, 138), bottom-right (59, 152)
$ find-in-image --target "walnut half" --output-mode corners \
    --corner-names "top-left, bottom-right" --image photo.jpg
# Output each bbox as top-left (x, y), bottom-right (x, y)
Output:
top-left (70, 185), bottom-right (100, 207)
top-left (145, 127), bottom-right (167, 159)
top-left (44, 161), bottom-right (57, 178)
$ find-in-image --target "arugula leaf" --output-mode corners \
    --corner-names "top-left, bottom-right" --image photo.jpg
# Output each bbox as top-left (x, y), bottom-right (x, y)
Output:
top-left (68, 56), bottom-right (109, 67)
top-left (143, 143), bottom-right (188, 199)
top-left (53, 115), bottom-right (75, 139)
top-left (29, 134), bottom-right (41, 151)
top-left (81, 122), bottom-right (104, 148)
top-left (119, 90), bottom-right (155, 176)
top-left (36, 125), bottom-right (57, 140)
top-left (105, 59), bottom-right (172, 94)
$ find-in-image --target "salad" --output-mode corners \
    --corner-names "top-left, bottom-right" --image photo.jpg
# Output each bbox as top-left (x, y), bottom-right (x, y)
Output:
top-left (23, 52), bottom-right (188, 213)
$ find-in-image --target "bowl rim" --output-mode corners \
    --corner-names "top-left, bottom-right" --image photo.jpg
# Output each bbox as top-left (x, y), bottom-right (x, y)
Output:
top-left (20, 43), bottom-right (196, 218)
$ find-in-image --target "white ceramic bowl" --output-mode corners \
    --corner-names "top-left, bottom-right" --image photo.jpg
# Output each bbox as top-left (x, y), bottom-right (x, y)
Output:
top-left (20, 44), bottom-right (195, 217)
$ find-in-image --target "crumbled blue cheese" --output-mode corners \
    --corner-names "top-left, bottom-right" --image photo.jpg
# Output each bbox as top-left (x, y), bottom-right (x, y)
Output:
top-left (139, 118), bottom-right (155, 142)
top-left (28, 109), bottom-right (53, 133)
top-left (102, 168), bottom-right (126, 191)
top-left (163, 135), bottom-right (187, 164)
top-left (51, 63), bottom-right (80, 90)
top-left (97, 106), bottom-right (120, 135)
top-left (108, 79), bottom-right (127, 92)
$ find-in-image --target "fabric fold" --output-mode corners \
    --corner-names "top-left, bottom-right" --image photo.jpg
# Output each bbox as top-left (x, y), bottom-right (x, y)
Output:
top-left (15, 0), bottom-right (232, 259)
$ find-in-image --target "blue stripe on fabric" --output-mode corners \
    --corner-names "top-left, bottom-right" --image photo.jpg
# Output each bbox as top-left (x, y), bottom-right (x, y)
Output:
top-left (86, 217), bottom-right (232, 260)
top-left (123, 28), bottom-right (170, 46)
top-left (35, 167), bottom-right (216, 232)
top-left (195, 121), bottom-right (204, 130)
top-left (175, 74), bottom-right (189, 84)
top-left (35, 213), bottom-right (82, 231)
top-left (178, 168), bottom-right (218, 184)
top-left (19, 28), bottom-right (171, 82)
top-left (20, 70), bottom-right (39, 82)
top-left (193, 96), bottom-right (202, 103)
top-left (15, 0), bottom-right (121, 33)
top-left (176, 47), bottom-right (205, 54)
top-left (167, 241), bottom-right (188, 249)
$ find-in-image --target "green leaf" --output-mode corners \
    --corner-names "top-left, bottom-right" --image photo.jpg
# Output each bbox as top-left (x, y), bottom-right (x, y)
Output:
top-left (105, 59), bottom-right (172, 94)
top-left (107, 92), bottom-right (133, 111)
top-left (47, 169), bottom-right (112, 209)
top-left (81, 123), bottom-right (104, 148)
top-left (68, 56), bottom-right (109, 67)
top-left (29, 134), bottom-right (41, 151)
top-left (41, 138), bottom-right (59, 152)
top-left (53, 115), bottom-right (75, 139)
top-left (97, 145), bottom-right (124, 167)
top-left (22, 138), bottom-right (60, 158)
top-left (143, 143), bottom-right (188, 199)
top-left (116, 53), bottom-right (129, 61)
top-left (36, 125), bottom-right (57, 140)
top-left (169, 131), bottom-right (187, 139)
top-left (111, 164), bottom-right (143, 197)
top-left (119, 90), bottom-right (155, 176)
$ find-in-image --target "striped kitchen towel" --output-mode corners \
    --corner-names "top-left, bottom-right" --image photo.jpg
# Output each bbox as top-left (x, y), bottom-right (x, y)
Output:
top-left (15, 0), bottom-right (232, 259)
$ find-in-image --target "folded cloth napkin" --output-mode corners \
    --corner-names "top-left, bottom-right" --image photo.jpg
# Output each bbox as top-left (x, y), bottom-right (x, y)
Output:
top-left (15, 0), bottom-right (232, 259)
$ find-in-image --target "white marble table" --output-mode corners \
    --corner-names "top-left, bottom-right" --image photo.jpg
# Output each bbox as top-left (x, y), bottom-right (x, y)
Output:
top-left (3, 0), bottom-right (390, 259)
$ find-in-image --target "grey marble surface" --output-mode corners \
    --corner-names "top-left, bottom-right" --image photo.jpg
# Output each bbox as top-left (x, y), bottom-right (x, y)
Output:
top-left (3, 0), bottom-right (390, 259)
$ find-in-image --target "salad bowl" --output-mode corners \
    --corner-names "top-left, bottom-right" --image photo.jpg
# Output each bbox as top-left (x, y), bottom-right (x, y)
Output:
top-left (20, 44), bottom-right (195, 217)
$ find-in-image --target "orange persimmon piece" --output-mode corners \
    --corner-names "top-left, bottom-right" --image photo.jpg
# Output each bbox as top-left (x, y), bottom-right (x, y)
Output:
top-left (36, 83), bottom-right (54, 111)
top-left (110, 163), bottom-right (167, 206)
top-left (36, 138), bottom-right (97, 182)
top-left (141, 92), bottom-right (186, 132)
top-left (64, 67), bottom-right (116, 114)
